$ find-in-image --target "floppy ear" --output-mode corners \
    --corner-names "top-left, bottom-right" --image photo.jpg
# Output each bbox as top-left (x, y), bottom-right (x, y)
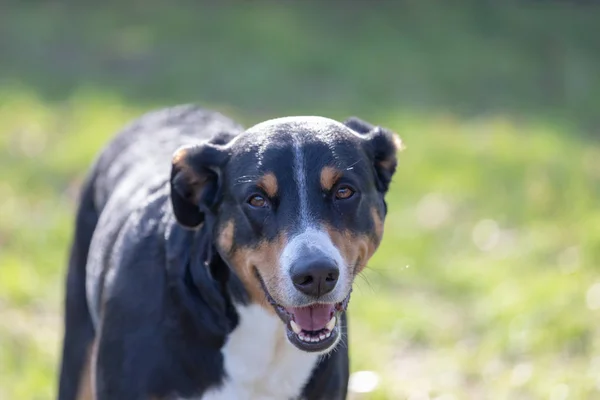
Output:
top-left (343, 117), bottom-right (404, 193)
top-left (170, 143), bottom-right (229, 229)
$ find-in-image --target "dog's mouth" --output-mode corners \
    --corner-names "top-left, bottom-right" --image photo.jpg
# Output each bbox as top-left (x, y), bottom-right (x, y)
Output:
top-left (277, 295), bottom-right (350, 352)
top-left (255, 270), bottom-right (351, 352)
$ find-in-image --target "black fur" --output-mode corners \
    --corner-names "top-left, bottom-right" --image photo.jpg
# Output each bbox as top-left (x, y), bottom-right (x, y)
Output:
top-left (58, 174), bottom-right (97, 400)
top-left (58, 105), bottom-right (398, 400)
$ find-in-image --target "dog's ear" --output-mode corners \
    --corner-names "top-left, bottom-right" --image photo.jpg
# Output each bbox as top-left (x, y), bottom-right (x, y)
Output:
top-left (343, 117), bottom-right (404, 193)
top-left (170, 143), bottom-right (229, 229)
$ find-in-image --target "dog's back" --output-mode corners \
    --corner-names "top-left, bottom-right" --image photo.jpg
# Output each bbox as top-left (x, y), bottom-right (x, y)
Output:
top-left (89, 105), bottom-right (242, 217)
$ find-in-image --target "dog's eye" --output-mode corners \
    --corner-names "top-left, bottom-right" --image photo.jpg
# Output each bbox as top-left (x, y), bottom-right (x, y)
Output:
top-left (335, 185), bottom-right (355, 200)
top-left (248, 194), bottom-right (268, 208)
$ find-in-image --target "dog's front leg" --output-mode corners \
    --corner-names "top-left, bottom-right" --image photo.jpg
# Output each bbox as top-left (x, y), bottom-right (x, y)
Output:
top-left (93, 330), bottom-right (151, 400)
top-left (93, 303), bottom-right (165, 400)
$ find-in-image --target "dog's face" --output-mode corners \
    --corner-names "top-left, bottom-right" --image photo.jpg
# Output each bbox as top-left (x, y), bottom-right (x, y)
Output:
top-left (170, 116), bottom-right (401, 353)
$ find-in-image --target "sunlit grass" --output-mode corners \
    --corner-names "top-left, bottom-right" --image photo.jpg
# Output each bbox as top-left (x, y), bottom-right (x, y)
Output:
top-left (0, 91), bottom-right (142, 399)
top-left (0, 89), bottom-right (598, 399)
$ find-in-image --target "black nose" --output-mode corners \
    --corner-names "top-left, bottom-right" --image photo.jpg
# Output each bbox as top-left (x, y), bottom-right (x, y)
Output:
top-left (291, 258), bottom-right (339, 297)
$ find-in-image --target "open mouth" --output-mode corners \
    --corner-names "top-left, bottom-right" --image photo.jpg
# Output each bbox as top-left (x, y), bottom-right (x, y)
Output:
top-left (255, 270), bottom-right (351, 352)
top-left (278, 296), bottom-right (350, 352)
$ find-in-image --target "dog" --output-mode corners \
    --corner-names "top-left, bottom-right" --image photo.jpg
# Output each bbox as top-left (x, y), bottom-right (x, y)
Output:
top-left (57, 105), bottom-right (401, 400)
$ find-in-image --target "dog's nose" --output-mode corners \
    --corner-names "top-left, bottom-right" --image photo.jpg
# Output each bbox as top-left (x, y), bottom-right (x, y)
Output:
top-left (291, 258), bottom-right (339, 297)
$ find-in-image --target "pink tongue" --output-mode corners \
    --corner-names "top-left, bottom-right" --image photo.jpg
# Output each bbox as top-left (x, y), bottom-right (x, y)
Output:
top-left (288, 304), bottom-right (335, 331)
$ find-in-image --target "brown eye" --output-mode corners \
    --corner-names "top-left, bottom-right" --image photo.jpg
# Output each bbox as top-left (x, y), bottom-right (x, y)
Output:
top-left (248, 194), bottom-right (268, 208)
top-left (335, 186), bottom-right (355, 200)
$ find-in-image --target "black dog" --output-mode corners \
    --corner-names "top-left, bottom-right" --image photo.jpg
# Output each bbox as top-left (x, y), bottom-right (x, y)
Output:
top-left (57, 105), bottom-right (400, 400)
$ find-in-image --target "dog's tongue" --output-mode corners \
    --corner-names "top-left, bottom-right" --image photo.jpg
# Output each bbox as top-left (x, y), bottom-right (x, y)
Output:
top-left (288, 304), bottom-right (335, 331)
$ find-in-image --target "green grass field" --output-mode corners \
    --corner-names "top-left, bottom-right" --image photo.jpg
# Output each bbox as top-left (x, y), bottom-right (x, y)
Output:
top-left (1, 2), bottom-right (599, 399)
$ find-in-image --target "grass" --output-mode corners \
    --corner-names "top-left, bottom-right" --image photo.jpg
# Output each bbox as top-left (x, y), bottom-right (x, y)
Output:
top-left (0, 2), bottom-right (599, 399)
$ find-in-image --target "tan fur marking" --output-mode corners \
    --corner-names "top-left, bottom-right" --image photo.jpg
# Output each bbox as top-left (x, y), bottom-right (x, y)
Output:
top-left (326, 223), bottom-right (382, 276)
top-left (228, 234), bottom-right (287, 313)
top-left (257, 173), bottom-right (279, 198)
top-left (378, 158), bottom-right (396, 172)
top-left (172, 147), bottom-right (188, 165)
top-left (320, 166), bottom-right (342, 191)
top-left (76, 339), bottom-right (96, 400)
top-left (218, 220), bottom-right (235, 253)
top-left (378, 133), bottom-right (404, 171)
top-left (172, 150), bottom-right (209, 204)
top-left (371, 207), bottom-right (384, 239)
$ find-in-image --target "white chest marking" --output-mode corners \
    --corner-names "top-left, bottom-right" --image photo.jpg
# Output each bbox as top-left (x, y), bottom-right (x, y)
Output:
top-left (200, 304), bottom-right (319, 400)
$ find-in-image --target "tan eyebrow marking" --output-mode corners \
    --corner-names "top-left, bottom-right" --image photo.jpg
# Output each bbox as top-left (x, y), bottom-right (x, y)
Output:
top-left (257, 172), bottom-right (278, 198)
top-left (320, 166), bottom-right (342, 191)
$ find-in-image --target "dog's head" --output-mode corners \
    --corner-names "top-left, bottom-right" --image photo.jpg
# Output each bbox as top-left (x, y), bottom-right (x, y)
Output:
top-left (170, 116), bottom-right (401, 353)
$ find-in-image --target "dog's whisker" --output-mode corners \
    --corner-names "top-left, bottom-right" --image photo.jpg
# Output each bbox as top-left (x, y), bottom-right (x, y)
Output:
top-left (356, 273), bottom-right (376, 294)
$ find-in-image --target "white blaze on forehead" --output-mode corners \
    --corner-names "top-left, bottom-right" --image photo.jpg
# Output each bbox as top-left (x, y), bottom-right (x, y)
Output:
top-left (292, 134), bottom-right (310, 228)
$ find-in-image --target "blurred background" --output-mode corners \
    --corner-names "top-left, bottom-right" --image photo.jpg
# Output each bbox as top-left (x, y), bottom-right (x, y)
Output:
top-left (0, 1), bottom-right (598, 399)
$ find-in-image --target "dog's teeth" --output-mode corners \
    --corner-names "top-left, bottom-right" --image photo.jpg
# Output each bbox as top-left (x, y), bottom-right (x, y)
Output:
top-left (319, 333), bottom-right (326, 340)
top-left (325, 316), bottom-right (336, 331)
top-left (311, 337), bottom-right (318, 342)
top-left (290, 320), bottom-right (302, 335)
top-left (325, 331), bottom-right (331, 338)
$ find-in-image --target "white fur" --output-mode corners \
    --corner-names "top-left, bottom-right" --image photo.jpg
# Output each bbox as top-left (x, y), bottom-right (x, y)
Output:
top-left (292, 135), bottom-right (310, 229)
top-left (279, 227), bottom-right (348, 303)
top-left (196, 304), bottom-right (319, 400)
